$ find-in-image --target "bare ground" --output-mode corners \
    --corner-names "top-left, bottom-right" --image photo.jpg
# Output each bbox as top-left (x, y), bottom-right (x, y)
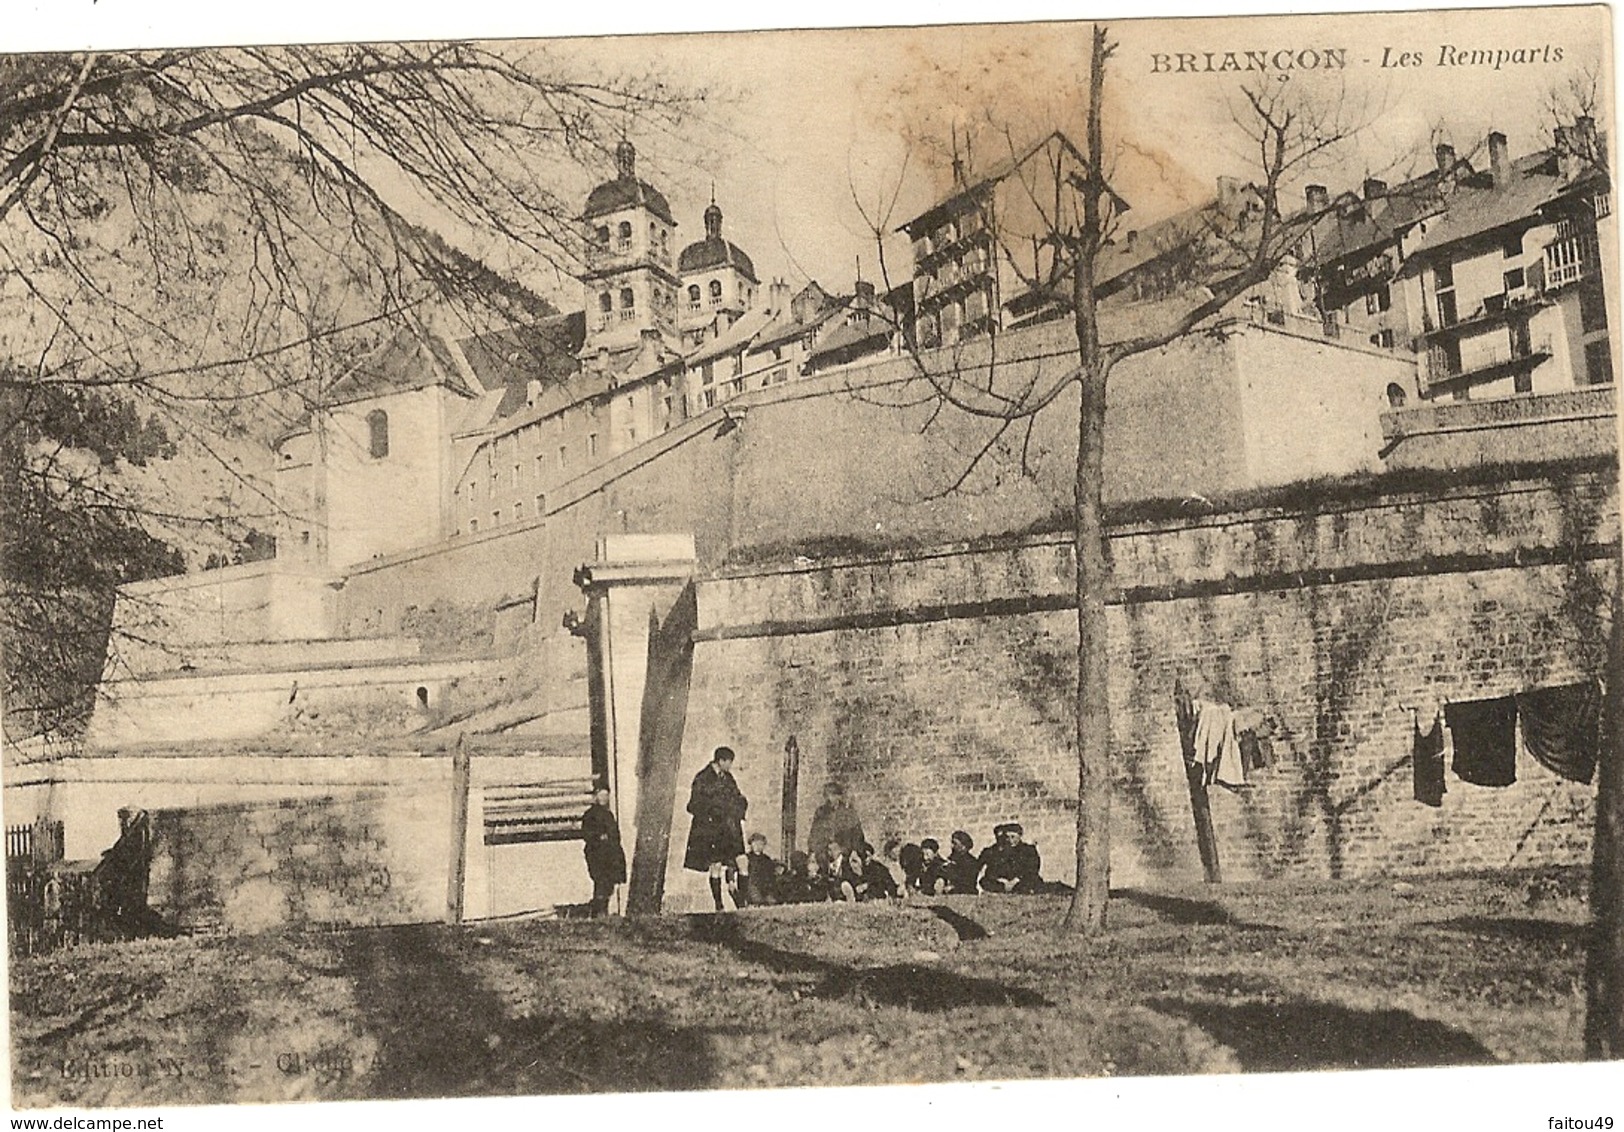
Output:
top-left (8, 866), bottom-right (1593, 1107)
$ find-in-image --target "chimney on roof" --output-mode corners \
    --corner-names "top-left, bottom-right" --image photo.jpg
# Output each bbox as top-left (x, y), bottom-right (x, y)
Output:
top-left (1363, 178), bottom-right (1388, 200)
top-left (1125, 230), bottom-right (1139, 250)
top-left (1488, 130), bottom-right (1509, 185)
top-left (768, 279), bottom-right (791, 314)
top-left (1305, 184), bottom-right (1330, 212)
top-left (854, 279), bottom-right (876, 307)
top-left (1435, 142), bottom-right (1456, 173)
top-left (596, 344), bottom-right (610, 373)
top-left (1576, 115), bottom-right (1600, 158)
top-left (790, 287), bottom-right (818, 325)
top-left (526, 378), bottom-right (543, 407)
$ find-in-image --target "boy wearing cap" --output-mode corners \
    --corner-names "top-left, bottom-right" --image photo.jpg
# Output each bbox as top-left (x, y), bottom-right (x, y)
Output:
top-left (979, 823), bottom-right (1042, 894)
top-left (581, 783), bottom-right (626, 916)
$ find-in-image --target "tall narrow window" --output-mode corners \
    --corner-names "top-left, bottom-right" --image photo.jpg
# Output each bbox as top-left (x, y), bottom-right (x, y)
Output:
top-left (366, 410), bottom-right (389, 458)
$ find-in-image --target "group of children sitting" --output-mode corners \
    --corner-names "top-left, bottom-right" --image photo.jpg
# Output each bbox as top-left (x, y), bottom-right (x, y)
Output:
top-left (729, 822), bottom-right (1044, 907)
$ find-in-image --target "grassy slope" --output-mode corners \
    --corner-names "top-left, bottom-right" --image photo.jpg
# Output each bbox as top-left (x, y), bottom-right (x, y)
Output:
top-left (8, 867), bottom-right (1590, 1107)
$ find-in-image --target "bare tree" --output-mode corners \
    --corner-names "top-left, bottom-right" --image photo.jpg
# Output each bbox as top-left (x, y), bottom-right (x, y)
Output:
top-left (857, 25), bottom-right (1371, 933)
top-left (0, 44), bottom-right (706, 738)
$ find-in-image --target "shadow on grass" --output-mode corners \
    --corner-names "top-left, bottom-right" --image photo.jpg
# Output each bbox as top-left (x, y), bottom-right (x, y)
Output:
top-left (341, 924), bottom-right (713, 1096)
top-left (685, 914), bottom-right (1048, 1012)
top-left (923, 904), bottom-right (991, 941)
top-left (1425, 917), bottom-right (1586, 945)
top-left (1150, 994), bottom-right (1496, 1072)
top-left (1113, 889), bottom-right (1278, 931)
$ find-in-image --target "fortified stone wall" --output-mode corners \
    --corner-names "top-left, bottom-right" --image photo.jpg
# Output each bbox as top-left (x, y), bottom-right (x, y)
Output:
top-left (332, 319), bottom-right (1410, 674)
top-left (659, 465), bottom-right (1616, 907)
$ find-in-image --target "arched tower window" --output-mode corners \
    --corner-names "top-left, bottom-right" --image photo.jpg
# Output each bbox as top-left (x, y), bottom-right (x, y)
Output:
top-left (708, 279), bottom-right (723, 306)
top-left (687, 284), bottom-right (701, 308)
top-left (620, 287), bottom-right (635, 309)
top-left (617, 221), bottom-right (632, 250)
top-left (366, 410), bottom-right (389, 459)
top-left (599, 291), bottom-right (613, 312)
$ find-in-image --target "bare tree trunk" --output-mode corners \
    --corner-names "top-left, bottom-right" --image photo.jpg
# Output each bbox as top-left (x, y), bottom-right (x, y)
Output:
top-left (1066, 360), bottom-right (1113, 933)
top-left (1585, 573), bottom-right (1624, 1056)
top-left (1063, 24), bottom-right (1114, 935)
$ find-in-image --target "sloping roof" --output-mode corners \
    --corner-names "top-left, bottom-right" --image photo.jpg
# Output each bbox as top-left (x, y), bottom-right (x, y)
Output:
top-left (807, 314), bottom-right (891, 366)
top-left (900, 130), bottom-right (1130, 238)
top-left (458, 312), bottom-right (588, 416)
top-left (1293, 162), bottom-right (1474, 269)
top-left (750, 284), bottom-right (845, 354)
top-left (1399, 152), bottom-right (1570, 265)
top-left (324, 327), bottom-right (475, 405)
top-left (1097, 197), bottom-right (1232, 284)
top-left (687, 306), bottom-right (778, 367)
top-left (583, 176), bottom-right (675, 226)
top-left (678, 236), bottom-right (758, 281)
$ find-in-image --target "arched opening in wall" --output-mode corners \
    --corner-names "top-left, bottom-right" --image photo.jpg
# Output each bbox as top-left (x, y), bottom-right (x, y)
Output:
top-left (367, 410), bottom-right (389, 458)
top-left (416, 686), bottom-right (430, 710)
top-left (1386, 382), bottom-right (1408, 408)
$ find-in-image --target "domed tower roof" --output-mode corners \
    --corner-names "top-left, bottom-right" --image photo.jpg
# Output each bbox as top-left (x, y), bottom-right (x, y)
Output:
top-left (583, 139), bottom-right (674, 226)
top-left (678, 198), bottom-right (758, 282)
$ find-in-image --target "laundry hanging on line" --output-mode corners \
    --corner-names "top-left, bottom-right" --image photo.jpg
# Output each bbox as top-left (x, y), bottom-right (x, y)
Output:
top-left (1193, 699), bottom-right (1263, 787)
top-left (1412, 711), bottom-right (1446, 808)
top-left (1444, 695), bottom-right (1519, 787)
top-left (1515, 681), bottom-right (1601, 785)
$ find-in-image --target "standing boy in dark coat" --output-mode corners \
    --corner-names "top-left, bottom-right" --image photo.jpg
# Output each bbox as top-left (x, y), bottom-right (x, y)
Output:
top-left (581, 783), bottom-right (626, 917)
top-left (684, 746), bottom-right (748, 911)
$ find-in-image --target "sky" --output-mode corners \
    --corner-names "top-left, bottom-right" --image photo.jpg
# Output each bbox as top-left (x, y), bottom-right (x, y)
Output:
top-left (482, 6), bottom-right (1612, 306)
top-left (4, 5), bottom-right (1612, 312)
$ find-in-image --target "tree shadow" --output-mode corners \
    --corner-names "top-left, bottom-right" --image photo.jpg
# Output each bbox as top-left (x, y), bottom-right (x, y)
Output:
top-left (1112, 888), bottom-right (1278, 931)
top-left (1149, 994), bottom-right (1496, 1072)
top-left (1425, 916), bottom-right (1586, 945)
top-left (684, 913), bottom-right (1048, 1012)
top-left (341, 924), bottom-right (714, 1097)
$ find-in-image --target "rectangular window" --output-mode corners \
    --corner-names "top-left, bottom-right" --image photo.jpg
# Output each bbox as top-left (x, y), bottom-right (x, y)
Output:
top-left (1580, 283), bottom-right (1609, 333)
top-left (492, 510), bottom-right (501, 526)
top-left (1503, 232), bottom-right (1523, 258)
top-left (1434, 261), bottom-right (1454, 290)
top-left (1586, 339), bottom-right (1614, 386)
top-left (511, 464), bottom-right (519, 489)
top-left (469, 518), bottom-right (479, 533)
top-left (558, 445), bottom-right (567, 469)
top-left (514, 501), bottom-right (524, 521)
top-left (588, 433), bottom-right (599, 458)
top-left (1437, 290), bottom-right (1458, 327)
top-left (536, 493), bottom-right (545, 514)
top-left (702, 361), bottom-right (714, 385)
top-left (1503, 268), bottom-right (1526, 293)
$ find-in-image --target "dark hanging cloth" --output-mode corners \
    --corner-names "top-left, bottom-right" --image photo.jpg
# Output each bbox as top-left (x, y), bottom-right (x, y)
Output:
top-left (1238, 730), bottom-right (1273, 775)
top-left (1412, 713), bottom-right (1446, 807)
top-left (1515, 681), bottom-right (1601, 785)
top-left (1445, 696), bottom-right (1518, 787)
